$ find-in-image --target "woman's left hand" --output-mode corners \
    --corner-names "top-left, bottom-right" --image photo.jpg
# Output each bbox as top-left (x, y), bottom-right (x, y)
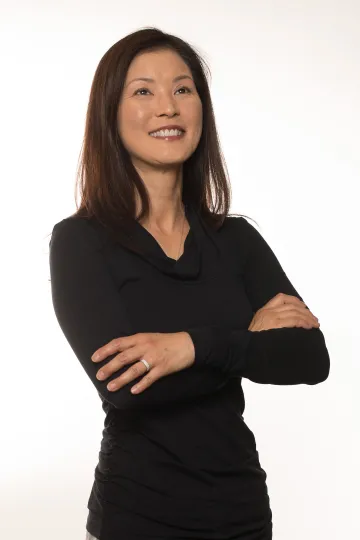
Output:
top-left (91, 332), bottom-right (195, 394)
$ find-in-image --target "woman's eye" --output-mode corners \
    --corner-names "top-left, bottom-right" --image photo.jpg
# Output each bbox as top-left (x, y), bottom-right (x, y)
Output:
top-left (177, 86), bottom-right (192, 94)
top-left (134, 86), bottom-right (192, 96)
top-left (134, 88), bottom-right (150, 96)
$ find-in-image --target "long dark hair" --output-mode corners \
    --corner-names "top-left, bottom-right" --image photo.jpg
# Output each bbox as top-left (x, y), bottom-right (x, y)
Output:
top-left (48, 27), bottom-right (258, 255)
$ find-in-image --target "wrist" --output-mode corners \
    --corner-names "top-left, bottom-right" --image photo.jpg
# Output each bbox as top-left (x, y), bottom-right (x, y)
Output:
top-left (181, 331), bottom-right (196, 366)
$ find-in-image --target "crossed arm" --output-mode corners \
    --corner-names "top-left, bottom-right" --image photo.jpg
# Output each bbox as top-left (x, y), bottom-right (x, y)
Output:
top-left (49, 217), bottom-right (330, 410)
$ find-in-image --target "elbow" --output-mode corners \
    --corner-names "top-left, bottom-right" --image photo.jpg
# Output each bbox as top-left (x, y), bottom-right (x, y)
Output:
top-left (90, 365), bottom-right (141, 410)
top-left (307, 370), bottom-right (330, 385)
top-left (96, 382), bottom-right (134, 409)
top-left (306, 350), bottom-right (331, 385)
top-left (98, 383), bottom-right (151, 410)
top-left (303, 328), bottom-right (331, 385)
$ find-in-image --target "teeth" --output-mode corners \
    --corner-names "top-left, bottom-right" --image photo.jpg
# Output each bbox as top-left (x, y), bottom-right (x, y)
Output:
top-left (150, 129), bottom-right (184, 137)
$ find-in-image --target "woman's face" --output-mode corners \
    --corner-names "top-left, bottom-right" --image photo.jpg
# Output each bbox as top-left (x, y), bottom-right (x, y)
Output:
top-left (117, 49), bottom-right (203, 172)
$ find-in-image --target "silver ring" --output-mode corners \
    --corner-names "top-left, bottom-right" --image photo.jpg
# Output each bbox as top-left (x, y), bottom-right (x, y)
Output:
top-left (140, 359), bottom-right (151, 372)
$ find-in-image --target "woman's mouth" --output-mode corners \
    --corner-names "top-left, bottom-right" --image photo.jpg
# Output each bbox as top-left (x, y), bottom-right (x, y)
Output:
top-left (149, 129), bottom-right (185, 141)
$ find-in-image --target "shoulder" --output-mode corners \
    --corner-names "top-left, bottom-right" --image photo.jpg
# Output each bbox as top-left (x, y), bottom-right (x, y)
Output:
top-left (225, 214), bottom-right (261, 237)
top-left (219, 214), bottom-right (256, 239)
top-left (49, 215), bottom-right (104, 250)
top-left (224, 215), bottom-right (249, 227)
top-left (52, 214), bottom-right (91, 228)
top-left (218, 215), bottom-right (264, 262)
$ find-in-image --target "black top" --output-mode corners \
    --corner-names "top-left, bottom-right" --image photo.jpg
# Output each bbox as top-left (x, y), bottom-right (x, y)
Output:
top-left (49, 202), bottom-right (330, 540)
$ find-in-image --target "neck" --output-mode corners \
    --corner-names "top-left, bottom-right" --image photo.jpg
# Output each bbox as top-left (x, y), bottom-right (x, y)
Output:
top-left (136, 199), bottom-right (186, 235)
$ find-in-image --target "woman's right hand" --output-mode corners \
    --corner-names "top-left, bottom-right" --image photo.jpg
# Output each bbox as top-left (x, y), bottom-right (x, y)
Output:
top-left (248, 292), bottom-right (320, 332)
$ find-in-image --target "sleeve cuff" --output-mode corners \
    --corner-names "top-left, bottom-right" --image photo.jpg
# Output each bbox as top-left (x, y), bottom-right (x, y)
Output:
top-left (185, 326), bottom-right (254, 374)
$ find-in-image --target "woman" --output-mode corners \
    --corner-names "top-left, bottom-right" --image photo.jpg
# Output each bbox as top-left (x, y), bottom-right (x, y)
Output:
top-left (49, 27), bottom-right (330, 540)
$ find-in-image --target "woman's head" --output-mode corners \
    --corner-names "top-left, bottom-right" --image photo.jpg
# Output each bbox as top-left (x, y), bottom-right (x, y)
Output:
top-left (73, 27), bottom-right (253, 239)
top-left (118, 47), bottom-right (203, 180)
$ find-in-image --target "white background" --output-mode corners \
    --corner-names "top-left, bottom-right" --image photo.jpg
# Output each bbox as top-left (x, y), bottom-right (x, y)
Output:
top-left (1, 1), bottom-right (359, 539)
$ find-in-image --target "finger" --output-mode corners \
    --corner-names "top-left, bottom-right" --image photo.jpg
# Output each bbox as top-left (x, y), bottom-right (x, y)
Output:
top-left (131, 366), bottom-right (163, 394)
top-left (96, 345), bottom-right (145, 380)
top-left (275, 304), bottom-right (318, 322)
top-left (291, 315), bottom-right (319, 328)
top-left (107, 360), bottom-right (150, 391)
top-left (274, 310), bottom-right (320, 329)
top-left (91, 333), bottom-right (141, 362)
top-left (278, 307), bottom-right (319, 326)
top-left (292, 305), bottom-right (319, 323)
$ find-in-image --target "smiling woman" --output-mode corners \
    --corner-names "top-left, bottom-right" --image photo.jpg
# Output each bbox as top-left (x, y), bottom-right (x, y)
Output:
top-left (49, 25), bottom-right (330, 540)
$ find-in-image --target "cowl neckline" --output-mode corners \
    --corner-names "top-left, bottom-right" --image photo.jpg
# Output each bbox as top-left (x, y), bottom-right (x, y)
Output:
top-left (129, 202), bottom-right (217, 281)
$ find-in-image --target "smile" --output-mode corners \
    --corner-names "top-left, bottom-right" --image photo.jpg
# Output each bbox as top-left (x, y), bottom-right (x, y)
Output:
top-left (149, 129), bottom-right (185, 140)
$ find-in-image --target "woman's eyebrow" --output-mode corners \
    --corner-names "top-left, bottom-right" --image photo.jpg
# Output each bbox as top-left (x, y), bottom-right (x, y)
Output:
top-left (126, 74), bottom-right (193, 87)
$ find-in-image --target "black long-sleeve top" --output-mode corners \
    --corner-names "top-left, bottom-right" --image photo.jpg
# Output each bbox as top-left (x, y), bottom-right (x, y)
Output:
top-left (49, 202), bottom-right (330, 540)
